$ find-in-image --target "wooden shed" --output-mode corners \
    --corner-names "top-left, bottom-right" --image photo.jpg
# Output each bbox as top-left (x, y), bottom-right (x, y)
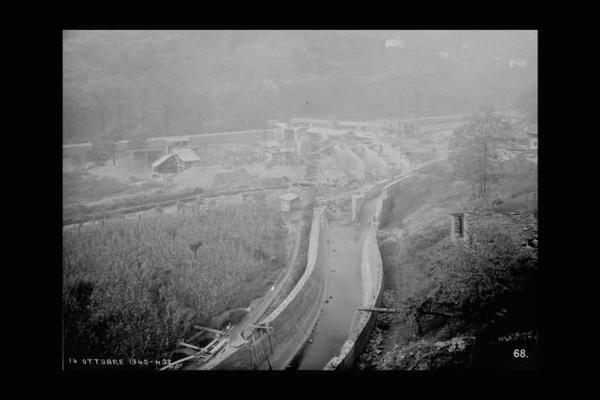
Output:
top-left (151, 148), bottom-right (200, 174)
top-left (151, 153), bottom-right (181, 174)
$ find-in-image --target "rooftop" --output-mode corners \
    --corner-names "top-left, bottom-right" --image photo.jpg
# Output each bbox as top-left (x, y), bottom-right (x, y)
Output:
top-left (174, 148), bottom-right (201, 162)
top-left (151, 153), bottom-right (176, 169)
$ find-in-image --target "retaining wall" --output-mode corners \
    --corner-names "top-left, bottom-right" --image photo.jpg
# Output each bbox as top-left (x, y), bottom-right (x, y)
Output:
top-left (211, 207), bottom-right (329, 370)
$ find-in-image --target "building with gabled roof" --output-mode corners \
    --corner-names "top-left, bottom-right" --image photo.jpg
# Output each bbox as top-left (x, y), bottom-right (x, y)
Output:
top-left (151, 148), bottom-right (201, 174)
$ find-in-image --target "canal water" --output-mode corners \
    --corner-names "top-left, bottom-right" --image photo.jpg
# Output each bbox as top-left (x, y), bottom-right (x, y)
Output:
top-left (290, 195), bottom-right (379, 370)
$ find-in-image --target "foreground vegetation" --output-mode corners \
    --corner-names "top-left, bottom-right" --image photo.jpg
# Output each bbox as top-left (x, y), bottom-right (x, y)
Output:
top-left (362, 211), bottom-right (537, 370)
top-left (360, 156), bottom-right (537, 370)
top-left (63, 201), bottom-right (287, 366)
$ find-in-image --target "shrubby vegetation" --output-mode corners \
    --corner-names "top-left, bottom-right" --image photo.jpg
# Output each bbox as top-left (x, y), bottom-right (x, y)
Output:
top-left (404, 227), bottom-right (537, 327)
top-left (367, 219), bottom-right (537, 370)
top-left (364, 150), bottom-right (537, 369)
top-left (63, 201), bottom-right (287, 363)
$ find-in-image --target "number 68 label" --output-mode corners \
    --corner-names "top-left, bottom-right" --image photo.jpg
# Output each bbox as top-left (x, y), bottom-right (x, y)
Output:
top-left (513, 349), bottom-right (527, 358)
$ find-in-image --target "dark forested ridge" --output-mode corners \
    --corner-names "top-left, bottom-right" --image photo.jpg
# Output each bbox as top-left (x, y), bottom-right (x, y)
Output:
top-left (63, 30), bottom-right (537, 143)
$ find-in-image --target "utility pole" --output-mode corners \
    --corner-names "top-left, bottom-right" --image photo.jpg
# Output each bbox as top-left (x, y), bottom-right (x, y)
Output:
top-left (481, 129), bottom-right (487, 202)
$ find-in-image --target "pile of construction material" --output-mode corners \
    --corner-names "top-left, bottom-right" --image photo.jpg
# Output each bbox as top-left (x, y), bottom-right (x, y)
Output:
top-left (325, 197), bottom-right (350, 217)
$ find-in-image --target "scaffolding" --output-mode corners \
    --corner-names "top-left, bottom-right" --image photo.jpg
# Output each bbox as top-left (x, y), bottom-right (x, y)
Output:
top-left (159, 326), bottom-right (228, 371)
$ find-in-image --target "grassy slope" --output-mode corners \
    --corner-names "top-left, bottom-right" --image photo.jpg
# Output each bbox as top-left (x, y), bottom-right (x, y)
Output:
top-left (358, 162), bottom-right (538, 370)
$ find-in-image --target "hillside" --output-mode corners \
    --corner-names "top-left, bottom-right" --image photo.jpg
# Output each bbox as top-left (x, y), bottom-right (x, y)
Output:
top-left (63, 30), bottom-right (537, 143)
top-left (358, 164), bottom-right (538, 370)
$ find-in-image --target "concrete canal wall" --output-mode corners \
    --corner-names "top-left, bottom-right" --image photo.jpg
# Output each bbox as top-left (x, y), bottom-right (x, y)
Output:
top-left (212, 207), bottom-right (329, 370)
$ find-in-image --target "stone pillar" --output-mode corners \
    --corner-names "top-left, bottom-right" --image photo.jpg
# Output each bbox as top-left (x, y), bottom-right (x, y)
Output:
top-left (351, 194), bottom-right (360, 221)
top-left (450, 213), bottom-right (468, 244)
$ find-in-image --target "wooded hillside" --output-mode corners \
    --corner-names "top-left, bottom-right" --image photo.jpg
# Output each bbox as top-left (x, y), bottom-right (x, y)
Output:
top-left (63, 30), bottom-right (537, 143)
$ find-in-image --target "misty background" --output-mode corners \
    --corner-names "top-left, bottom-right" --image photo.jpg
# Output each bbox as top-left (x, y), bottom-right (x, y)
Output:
top-left (63, 30), bottom-right (537, 144)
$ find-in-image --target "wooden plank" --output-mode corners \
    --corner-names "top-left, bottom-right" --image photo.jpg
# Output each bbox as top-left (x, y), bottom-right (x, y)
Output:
top-left (160, 346), bottom-right (216, 371)
top-left (358, 307), bottom-right (402, 313)
top-left (175, 348), bottom-right (199, 357)
top-left (185, 330), bottom-right (206, 343)
top-left (178, 342), bottom-right (201, 351)
top-left (194, 325), bottom-right (224, 335)
top-left (210, 339), bottom-right (228, 354)
top-left (159, 355), bottom-right (197, 371)
top-left (203, 338), bottom-right (221, 352)
top-left (250, 324), bottom-right (273, 331)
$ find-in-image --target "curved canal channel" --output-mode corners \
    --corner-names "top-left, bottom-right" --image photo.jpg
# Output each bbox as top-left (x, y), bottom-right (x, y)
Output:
top-left (289, 194), bottom-right (379, 370)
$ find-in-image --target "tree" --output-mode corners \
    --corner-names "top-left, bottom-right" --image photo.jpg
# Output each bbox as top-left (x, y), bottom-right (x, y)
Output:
top-left (100, 125), bottom-right (122, 166)
top-left (449, 107), bottom-right (514, 204)
top-left (189, 241), bottom-right (202, 259)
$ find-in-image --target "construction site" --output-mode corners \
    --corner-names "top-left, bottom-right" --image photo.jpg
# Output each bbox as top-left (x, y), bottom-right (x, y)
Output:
top-left (62, 112), bottom-right (456, 362)
top-left (63, 106), bottom-right (538, 371)
top-left (63, 114), bottom-right (465, 222)
top-left (63, 30), bottom-right (538, 372)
